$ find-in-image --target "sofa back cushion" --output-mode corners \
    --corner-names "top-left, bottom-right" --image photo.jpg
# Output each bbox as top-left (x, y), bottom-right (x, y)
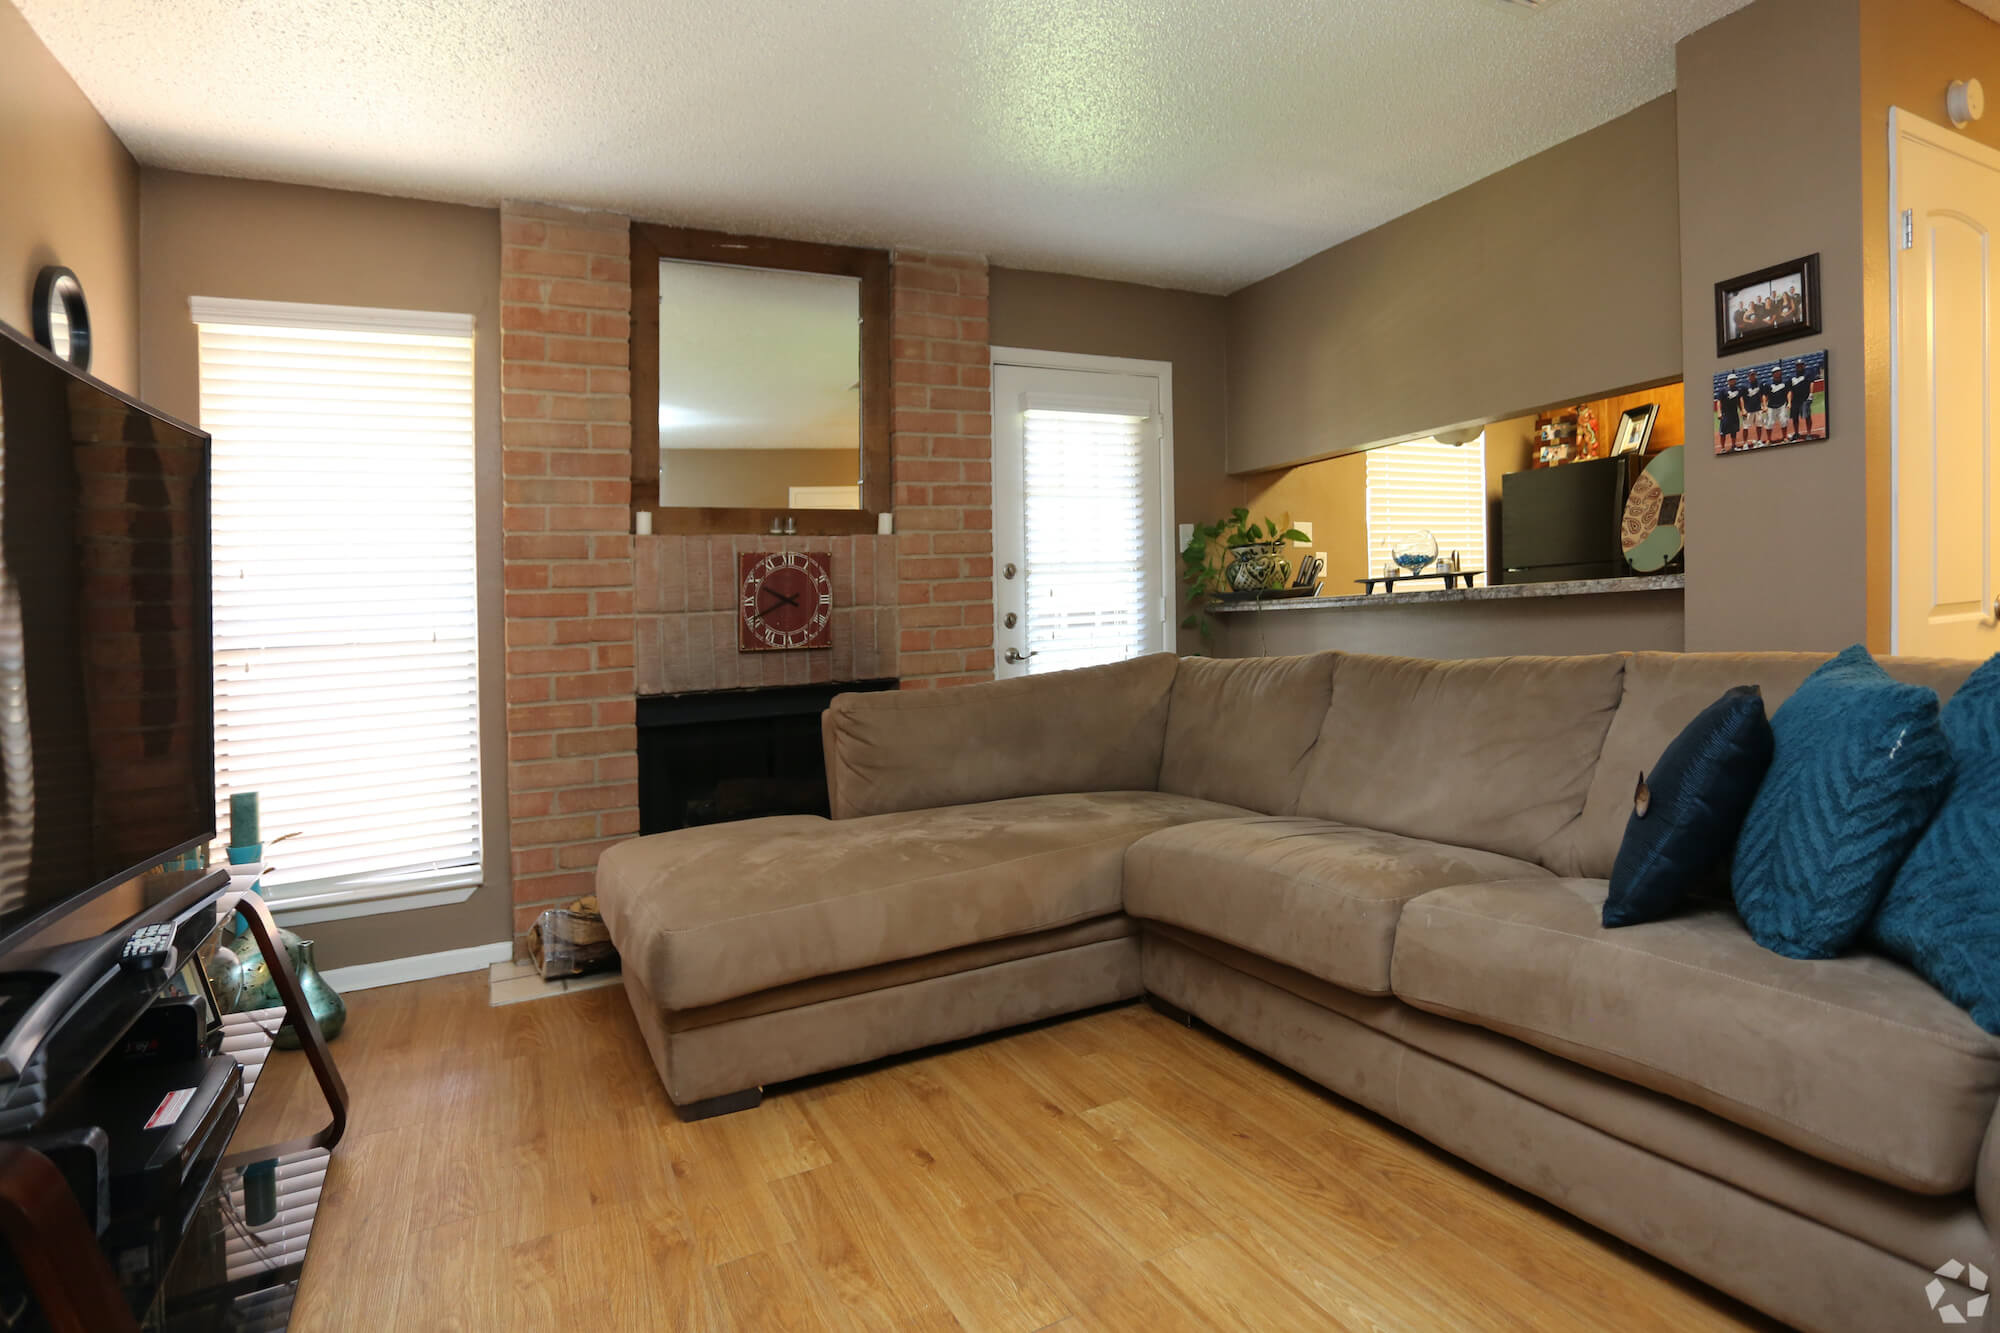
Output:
top-left (823, 653), bottom-right (1179, 818)
top-left (1548, 651), bottom-right (1979, 879)
top-left (1294, 652), bottom-right (1627, 864)
top-left (1157, 653), bottom-right (1337, 814)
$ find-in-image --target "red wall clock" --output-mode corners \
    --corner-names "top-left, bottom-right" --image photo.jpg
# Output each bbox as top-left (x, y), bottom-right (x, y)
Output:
top-left (738, 550), bottom-right (834, 651)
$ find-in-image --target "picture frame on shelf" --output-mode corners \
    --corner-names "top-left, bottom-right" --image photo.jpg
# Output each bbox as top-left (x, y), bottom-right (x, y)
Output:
top-left (1611, 402), bottom-right (1660, 456)
top-left (1714, 253), bottom-right (1820, 357)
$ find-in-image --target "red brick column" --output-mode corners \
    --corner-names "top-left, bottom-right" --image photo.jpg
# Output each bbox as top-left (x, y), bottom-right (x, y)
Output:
top-left (890, 252), bottom-right (994, 688)
top-left (499, 203), bottom-right (638, 935)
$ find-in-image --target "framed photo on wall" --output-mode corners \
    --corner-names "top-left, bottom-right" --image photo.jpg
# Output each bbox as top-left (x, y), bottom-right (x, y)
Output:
top-left (1714, 253), bottom-right (1821, 357)
top-left (1713, 349), bottom-right (1828, 455)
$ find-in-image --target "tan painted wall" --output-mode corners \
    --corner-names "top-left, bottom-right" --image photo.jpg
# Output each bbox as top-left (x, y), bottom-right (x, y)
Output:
top-left (1859, 0), bottom-right (2000, 650)
top-left (988, 267), bottom-right (1241, 523)
top-left (1676, 0), bottom-right (1866, 652)
top-left (1226, 94), bottom-right (1683, 474)
top-left (139, 170), bottom-right (510, 970)
top-left (0, 4), bottom-right (140, 391)
top-left (661, 447), bottom-right (858, 509)
top-left (987, 267), bottom-right (1242, 650)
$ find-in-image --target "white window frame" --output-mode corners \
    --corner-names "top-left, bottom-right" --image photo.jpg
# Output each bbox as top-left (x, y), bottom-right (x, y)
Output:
top-left (989, 347), bottom-right (1177, 673)
top-left (192, 296), bottom-right (486, 923)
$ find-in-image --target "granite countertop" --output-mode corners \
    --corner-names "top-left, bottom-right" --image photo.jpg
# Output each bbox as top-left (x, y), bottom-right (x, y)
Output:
top-left (1207, 571), bottom-right (1686, 614)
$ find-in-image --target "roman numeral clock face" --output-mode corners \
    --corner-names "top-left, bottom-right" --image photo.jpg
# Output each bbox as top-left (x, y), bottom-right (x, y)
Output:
top-left (737, 550), bottom-right (834, 652)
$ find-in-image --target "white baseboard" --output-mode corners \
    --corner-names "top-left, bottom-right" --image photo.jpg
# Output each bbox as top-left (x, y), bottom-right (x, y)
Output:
top-left (319, 941), bottom-right (514, 993)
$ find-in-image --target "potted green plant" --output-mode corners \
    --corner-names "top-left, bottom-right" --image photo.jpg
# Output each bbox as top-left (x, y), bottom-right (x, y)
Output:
top-left (1179, 508), bottom-right (1308, 639)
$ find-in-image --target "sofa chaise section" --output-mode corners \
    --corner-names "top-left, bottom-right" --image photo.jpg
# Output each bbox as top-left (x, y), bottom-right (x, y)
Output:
top-left (598, 655), bottom-right (1241, 1117)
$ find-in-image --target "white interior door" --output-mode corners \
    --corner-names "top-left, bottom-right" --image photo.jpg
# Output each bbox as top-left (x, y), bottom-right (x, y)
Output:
top-left (991, 354), bottom-right (1173, 678)
top-left (1892, 110), bottom-right (2000, 658)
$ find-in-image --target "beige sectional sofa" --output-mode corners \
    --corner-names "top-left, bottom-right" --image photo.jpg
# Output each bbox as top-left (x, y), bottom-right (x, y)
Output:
top-left (596, 649), bottom-right (2000, 1332)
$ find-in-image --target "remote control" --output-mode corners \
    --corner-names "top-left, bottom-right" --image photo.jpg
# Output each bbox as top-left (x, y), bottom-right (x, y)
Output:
top-left (119, 923), bottom-right (177, 972)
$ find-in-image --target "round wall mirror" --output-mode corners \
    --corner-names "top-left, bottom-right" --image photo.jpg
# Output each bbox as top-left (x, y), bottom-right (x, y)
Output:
top-left (31, 266), bottom-right (91, 372)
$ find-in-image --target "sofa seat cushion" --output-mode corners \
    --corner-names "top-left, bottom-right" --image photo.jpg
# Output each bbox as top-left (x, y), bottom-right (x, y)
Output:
top-left (1392, 878), bottom-right (2000, 1194)
top-left (1123, 816), bottom-right (1552, 996)
top-left (596, 790), bottom-right (1247, 1012)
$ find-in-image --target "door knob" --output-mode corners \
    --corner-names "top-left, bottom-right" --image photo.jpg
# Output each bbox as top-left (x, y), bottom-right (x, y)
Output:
top-left (1004, 648), bottom-right (1037, 664)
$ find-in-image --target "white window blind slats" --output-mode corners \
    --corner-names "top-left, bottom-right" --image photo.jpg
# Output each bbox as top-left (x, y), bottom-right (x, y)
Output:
top-left (198, 308), bottom-right (480, 900)
top-left (1021, 409), bottom-right (1154, 674)
top-left (1364, 438), bottom-right (1488, 578)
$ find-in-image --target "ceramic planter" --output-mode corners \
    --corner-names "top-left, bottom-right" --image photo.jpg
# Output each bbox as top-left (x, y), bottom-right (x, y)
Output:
top-left (1224, 541), bottom-right (1288, 591)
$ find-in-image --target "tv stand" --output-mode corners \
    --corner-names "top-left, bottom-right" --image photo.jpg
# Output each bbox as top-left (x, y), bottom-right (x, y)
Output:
top-left (0, 886), bottom-right (349, 1331)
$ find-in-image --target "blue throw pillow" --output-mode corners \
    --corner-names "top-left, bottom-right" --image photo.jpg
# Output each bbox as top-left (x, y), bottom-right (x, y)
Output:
top-left (1604, 686), bottom-right (1774, 928)
top-left (1732, 645), bottom-right (1952, 959)
top-left (1871, 654), bottom-right (2000, 1032)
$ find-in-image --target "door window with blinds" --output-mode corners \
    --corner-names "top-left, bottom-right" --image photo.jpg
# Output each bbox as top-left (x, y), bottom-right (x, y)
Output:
top-left (192, 298), bottom-right (480, 902)
top-left (993, 360), bottom-right (1171, 677)
top-left (1364, 436), bottom-right (1487, 577)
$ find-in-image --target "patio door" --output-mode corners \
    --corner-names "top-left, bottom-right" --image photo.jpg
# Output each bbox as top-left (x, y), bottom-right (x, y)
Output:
top-left (990, 352), bottom-right (1173, 678)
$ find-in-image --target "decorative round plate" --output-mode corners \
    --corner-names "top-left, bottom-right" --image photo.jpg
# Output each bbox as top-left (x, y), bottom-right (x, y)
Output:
top-left (1621, 446), bottom-right (1685, 572)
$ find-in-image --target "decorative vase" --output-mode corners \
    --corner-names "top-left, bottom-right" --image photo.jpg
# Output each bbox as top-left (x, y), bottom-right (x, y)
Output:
top-left (203, 945), bottom-right (245, 1013)
top-left (230, 928), bottom-right (347, 1044)
top-left (1390, 531), bottom-right (1439, 577)
top-left (274, 939), bottom-right (346, 1050)
top-left (1224, 541), bottom-right (1288, 592)
top-left (230, 927), bottom-right (298, 1012)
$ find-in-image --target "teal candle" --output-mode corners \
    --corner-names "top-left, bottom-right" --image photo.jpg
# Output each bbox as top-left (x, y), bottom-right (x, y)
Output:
top-left (229, 791), bottom-right (260, 849)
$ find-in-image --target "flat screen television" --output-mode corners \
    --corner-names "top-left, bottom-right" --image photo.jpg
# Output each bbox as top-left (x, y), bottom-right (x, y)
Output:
top-left (0, 322), bottom-right (214, 963)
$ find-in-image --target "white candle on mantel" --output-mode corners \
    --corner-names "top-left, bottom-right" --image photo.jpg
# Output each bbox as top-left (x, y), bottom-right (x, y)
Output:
top-left (635, 511), bottom-right (653, 536)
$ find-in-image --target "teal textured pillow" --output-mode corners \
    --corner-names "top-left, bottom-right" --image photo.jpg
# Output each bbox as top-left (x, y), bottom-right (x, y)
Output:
top-left (1872, 654), bottom-right (2000, 1031)
top-left (1731, 645), bottom-right (1951, 959)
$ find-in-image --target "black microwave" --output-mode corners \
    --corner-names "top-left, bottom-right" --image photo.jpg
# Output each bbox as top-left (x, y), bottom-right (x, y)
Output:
top-left (1499, 456), bottom-right (1634, 584)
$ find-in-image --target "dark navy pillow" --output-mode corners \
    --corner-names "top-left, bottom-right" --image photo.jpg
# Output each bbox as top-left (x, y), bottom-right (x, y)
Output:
top-left (1603, 686), bottom-right (1774, 928)
top-left (1871, 654), bottom-right (2000, 1032)
top-left (1732, 646), bottom-right (1952, 960)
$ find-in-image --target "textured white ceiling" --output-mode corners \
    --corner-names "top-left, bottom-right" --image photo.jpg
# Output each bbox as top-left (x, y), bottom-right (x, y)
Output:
top-left (19, 0), bottom-right (1753, 293)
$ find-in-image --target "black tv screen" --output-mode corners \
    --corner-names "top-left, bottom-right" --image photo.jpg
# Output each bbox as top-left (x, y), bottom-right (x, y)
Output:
top-left (0, 324), bottom-right (214, 953)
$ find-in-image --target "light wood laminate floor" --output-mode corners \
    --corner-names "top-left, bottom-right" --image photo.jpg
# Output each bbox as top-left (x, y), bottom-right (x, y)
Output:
top-left (249, 973), bottom-right (1777, 1331)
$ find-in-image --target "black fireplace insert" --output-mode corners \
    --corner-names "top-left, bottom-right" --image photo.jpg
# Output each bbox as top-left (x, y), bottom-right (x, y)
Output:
top-left (637, 680), bottom-right (899, 834)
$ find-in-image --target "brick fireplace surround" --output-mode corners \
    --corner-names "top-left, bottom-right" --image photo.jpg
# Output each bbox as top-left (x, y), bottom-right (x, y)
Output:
top-left (498, 202), bottom-right (995, 938)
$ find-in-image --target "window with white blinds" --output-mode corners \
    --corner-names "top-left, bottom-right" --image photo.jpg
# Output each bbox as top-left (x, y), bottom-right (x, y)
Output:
top-left (1364, 436), bottom-right (1488, 577)
top-left (1021, 408), bottom-right (1156, 674)
top-left (194, 298), bottom-right (480, 902)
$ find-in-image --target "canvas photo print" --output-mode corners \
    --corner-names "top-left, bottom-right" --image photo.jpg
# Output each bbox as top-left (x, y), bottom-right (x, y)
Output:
top-left (1713, 350), bottom-right (1827, 455)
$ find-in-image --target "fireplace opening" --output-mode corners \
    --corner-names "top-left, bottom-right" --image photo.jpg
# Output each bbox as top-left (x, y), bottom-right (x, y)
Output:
top-left (637, 680), bottom-right (898, 834)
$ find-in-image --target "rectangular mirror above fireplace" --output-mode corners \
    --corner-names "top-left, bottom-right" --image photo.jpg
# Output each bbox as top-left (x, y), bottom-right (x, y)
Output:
top-left (632, 225), bottom-right (891, 534)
